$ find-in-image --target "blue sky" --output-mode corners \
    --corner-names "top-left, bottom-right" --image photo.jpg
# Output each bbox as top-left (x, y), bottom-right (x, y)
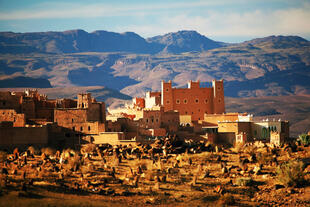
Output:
top-left (0, 0), bottom-right (309, 43)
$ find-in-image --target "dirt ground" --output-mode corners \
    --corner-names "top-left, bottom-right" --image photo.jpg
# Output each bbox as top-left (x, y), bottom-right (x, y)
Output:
top-left (0, 142), bottom-right (310, 207)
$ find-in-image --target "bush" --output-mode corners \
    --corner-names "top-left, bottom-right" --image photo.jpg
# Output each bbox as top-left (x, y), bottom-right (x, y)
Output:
top-left (276, 160), bottom-right (305, 187)
top-left (298, 134), bottom-right (310, 145)
top-left (81, 144), bottom-right (97, 154)
top-left (0, 151), bottom-right (7, 163)
top-left (244, 145), bottom-right (257, 156)
top-left (257, 152), bottom-right (273, 165)
top-left (218, 194), bottom-right (235, 206)
top-left (41, 147), bottom-right (55, 156)
top-left (67, 154), bottom-right (82, 172)
top-left (235, 177), bottom-right (254, 186)
top-left (27, 146), bottom-right (37, 155)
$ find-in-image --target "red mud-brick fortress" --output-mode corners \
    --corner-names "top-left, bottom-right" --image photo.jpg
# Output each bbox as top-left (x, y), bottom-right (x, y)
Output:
top-left (161, 80), bottom-right (225, 121)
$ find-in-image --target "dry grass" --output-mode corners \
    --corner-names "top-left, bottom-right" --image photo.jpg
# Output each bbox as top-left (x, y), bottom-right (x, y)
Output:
top-left (41, 147), bottom-right (55, 156)
top-left (276, 160), bottom-right (305, 187)
top-left (0, 151), bottom-right (7, 163)
top-left (218, 193), bottom-right (236, 206)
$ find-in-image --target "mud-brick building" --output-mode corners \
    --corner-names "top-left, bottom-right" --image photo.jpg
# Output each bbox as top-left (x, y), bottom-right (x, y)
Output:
top-left (0, 109), bottom-right (25, 127)
top-left (54, 93), bottom-right (106, 135)
top-left (140, 106), bottom-right (179, 136)
top-left (161, 80), bottom-right (225, 122)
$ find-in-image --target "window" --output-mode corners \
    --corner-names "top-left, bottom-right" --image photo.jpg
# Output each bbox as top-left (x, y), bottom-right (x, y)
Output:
top-left (176, 99), bottom-right (180, 104)
top-left (146, 119), bottom-right (148, 123)
top-left (218, 98), bottom-right (221, 103)
top-left (184, 99), bottom-right (188, 104)
top-left (185, 111), bottom-right (188, 114)
top-left (195, 99), bottom-right (199, 103)
top-left (167, 100), bottom-right (170, 104)
top-left (72, 127), bottom-right (75, 131)
top-left (166, 88), bottom-right (169, 92)
top-left (192, 112), bottom-right (194, 114)
top-left (88, 126), bottom-right (91, 131)
top-left (156, 119), bottom-right (159, 122)
top-left (217, 86), bottom-right (221, 90)
top-left (80, 126), bottom-right (83, 131)
top-left (72, 118), bottom-right (74, 123)
top-left (205, 99), bottom-right (208, 104)
top-left (151, 119), bottom-right (154, 123)
top-left (198, 109), bottom-right (200, 112)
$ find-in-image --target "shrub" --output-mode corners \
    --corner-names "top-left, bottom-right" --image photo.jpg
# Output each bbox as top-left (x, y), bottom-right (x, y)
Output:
top-left (0, 151), bottom-right (7, 163)
top-left (66, 154), bottom-right (82, 172)
top-left (276, 160), bottom-right (305, 187)
top-left (257, 152), bottom-right (273, 165)
top-left (298, 134), bottom-right (310, 145)
top-left (27, 146), bottom-right (37, 155)
top-left (81, 144), bottom-right (97, 154)
top-left (244, 145), bottom-right (257, 156)
top-left (218, 194), bottom-right (235, 206)
top-left (235, 177), bottom-right (254, 186)
top-left (41, 147), bottom-right (55, 156)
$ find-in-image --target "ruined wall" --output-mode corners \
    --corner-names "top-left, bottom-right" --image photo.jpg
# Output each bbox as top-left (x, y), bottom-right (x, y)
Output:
top-left (142, 108), bottom-right (179, 132)
top-left (0, 91), bottom-right (21, 112)
top-left (0, 109), bottom-right (25, 127)
top-left (21, 99), bottom-right (36, 119)
top-left (54, 109), bottom-right (88, 124)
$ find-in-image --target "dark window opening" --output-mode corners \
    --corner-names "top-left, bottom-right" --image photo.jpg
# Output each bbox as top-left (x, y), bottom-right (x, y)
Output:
top-left (195, 99), bottom-right (199, 103)
top-left (72, 118), bottom-right (74, 123)
top-left (184, 99), bottom-right (187, 104)
top-left (72, 127), bottom-right (75, 131)
top-left (80, 126), bottom-right (83, 131)
top-left (88, 126), bottom-right (91, 131)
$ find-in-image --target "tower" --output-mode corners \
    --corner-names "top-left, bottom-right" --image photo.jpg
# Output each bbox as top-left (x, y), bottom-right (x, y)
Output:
top-left (212, 80), bottom-right (225, 114)
top-left (161, 80), bottom-right (173, 111)
top-left (77, 93), bottom-right (92, 109)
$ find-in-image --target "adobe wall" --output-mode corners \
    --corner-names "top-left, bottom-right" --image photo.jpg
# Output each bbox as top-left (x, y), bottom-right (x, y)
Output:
top-left (0, 109), bottom-right (25, 127)
top-left (36, 108), bottom-right (54, 121)
top-left (87, 102), bottom-right (106, 122)
top-left (212, 80), bottom-right (225, 114)
top-left (54, 109), bottom-right (88, 125)
top-left (0, 91), bottom-right (21, 112)
top-left (21, 99), bottom-right (36, 119)
top-left (161, 80), bottom-right (225, 121)
top-left (218, 122), bottom-right (252, 140)
top-left (204, 113), bottom-right (239, 125)
top-left (0, 125), bottom-right (48, 148)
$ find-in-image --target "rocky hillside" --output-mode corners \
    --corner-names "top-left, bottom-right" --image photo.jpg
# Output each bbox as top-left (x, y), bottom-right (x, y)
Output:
top-left (0, 30), bottom-right (309, 98)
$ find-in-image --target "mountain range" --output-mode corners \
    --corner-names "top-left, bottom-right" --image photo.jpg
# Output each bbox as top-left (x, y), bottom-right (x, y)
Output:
top-left (0, 29), bottom-right (309, 98)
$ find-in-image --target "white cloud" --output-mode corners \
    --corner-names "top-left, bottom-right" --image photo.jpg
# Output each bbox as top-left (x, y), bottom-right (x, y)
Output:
top-left (121, 3), bottom-right (310, 39)
top-left (0, 0), bottom-right (240, 20)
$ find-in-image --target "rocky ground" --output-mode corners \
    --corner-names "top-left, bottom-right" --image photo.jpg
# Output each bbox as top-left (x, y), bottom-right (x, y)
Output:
top-left (0, 139), bottom-right (310, 207)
